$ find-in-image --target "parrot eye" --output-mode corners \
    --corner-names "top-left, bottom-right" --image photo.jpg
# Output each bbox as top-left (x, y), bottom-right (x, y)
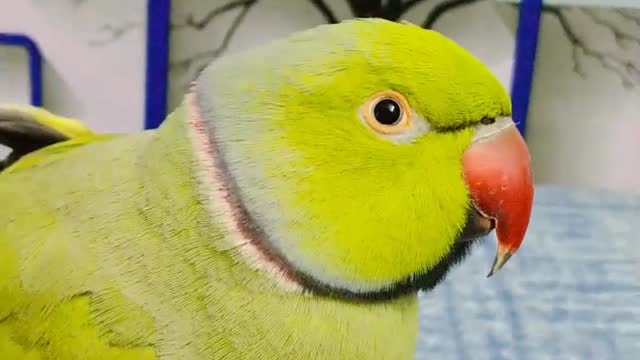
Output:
top-left (362, 90), bottom-right (412, 135)
top-left (374, 99), bottom-right (401, 125)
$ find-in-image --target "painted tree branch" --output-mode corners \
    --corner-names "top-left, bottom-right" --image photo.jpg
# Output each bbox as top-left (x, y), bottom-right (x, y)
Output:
top-left (544, 7), bottom-right (639, 88)
top-left (615, 9), bottom-right (640, 27)
top-left (309, 0), bottom-right (339, 24)
top-left (71, 0), bottom-right (88, 8)
top-left (170, 0), bottom-right (504, 73)
top-left (171, 1), bottom-right (257, 71)
top-left (172, 0), bottom-right (258, 30)
top-left (422, 0), bottom-right (480, 28)
top-left (583, 9), bottom-right (640, 46)
top-left (343, 0), bottom-right (430, 21)
top-left (380, 0), bottom-right (429, 21)
top-left (345, 0), bottom-right (380, 18)
top-left (89, 22), bottom-right (138, 47)
top-left (312, 0), bottom-right (480, 26)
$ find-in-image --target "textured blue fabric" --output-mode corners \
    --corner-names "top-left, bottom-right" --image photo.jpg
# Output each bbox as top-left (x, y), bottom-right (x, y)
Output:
top-left (417, 186), bottom-right (640, 360)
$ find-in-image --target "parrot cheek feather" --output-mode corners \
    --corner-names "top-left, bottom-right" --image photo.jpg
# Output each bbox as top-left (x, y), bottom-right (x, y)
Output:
top-left (187, 87), bottom-right (479, 302)
top-left (186, 91), bottom-right (304, 294)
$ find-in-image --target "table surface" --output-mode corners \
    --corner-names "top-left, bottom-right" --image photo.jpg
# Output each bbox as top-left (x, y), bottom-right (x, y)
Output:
top-left (416, 186), bottom-right (640, 360)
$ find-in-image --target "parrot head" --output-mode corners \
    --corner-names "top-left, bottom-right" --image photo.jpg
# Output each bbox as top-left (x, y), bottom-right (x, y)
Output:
top-left (190, 18), bottom-right (534, 301)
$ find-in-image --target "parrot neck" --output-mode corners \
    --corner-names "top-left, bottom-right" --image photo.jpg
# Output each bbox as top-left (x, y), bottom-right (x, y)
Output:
top-left (137, 90), bottom-right (316, 296)
top-left (186, 89), bottom-right (308, 293)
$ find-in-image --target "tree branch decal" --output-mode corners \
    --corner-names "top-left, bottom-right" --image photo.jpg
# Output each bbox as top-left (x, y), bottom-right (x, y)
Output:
top-left (615, 9), bottom-right (640, 27)
top-left (88, 22), bottom-right (138, 47)
top-left (316, 0), bottom-right (468, 24)
top-left (167, 0), bottom-right (639, 109)
top-left (543, 6), bottom-right (640, 89)
top-left (170, 0), bottom-right (481, 76)
top-left (583, 9), bottom-right (640, 46)
top-left (422, 0), bottom-right (480, 28)
top-left (171, 0), bottom-right (257, 72)
top-left (309, 0), bottom-right (339, 24)
top-left (172, 0), bottom-right (258, 30)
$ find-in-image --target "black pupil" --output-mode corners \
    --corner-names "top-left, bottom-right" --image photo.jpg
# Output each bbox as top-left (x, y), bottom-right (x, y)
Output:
top-left (373, 99), bottom-right (402, 125)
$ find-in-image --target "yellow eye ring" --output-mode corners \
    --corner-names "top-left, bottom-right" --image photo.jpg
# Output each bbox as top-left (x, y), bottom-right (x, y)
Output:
top-left (362, 90), bottom-right (413, 135)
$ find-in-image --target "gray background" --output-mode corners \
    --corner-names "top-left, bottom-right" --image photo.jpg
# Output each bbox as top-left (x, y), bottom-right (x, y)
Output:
top-left (417, 186), bottom-right (640, 359)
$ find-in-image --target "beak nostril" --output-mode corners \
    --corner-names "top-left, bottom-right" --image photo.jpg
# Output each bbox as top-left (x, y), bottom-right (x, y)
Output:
top-left (457, 207), bottom-right (495, 243)
top-left (480, 117), bottom-right (496, 125)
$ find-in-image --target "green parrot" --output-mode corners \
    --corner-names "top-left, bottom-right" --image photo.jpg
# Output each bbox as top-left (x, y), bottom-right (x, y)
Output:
top-left (0, 19), bottom-right (534, 359)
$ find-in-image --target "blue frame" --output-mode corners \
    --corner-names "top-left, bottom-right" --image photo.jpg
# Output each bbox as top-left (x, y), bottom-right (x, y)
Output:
top-left (144, 0), bottom-right (171, 129)
top-left (0, 33), bottom-right (43, 106)
top-left (511, 0), bottom-right (543, 137)
top-left (143, 0), bottom-right (543, 136)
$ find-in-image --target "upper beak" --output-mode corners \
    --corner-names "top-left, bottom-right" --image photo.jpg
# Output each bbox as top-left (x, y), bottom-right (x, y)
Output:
top-left (462, 117), bottom-right (534, 277)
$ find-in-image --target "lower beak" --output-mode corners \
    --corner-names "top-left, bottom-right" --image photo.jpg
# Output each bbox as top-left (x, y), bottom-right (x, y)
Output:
top-left (462, 117), bottom-right (534, 277)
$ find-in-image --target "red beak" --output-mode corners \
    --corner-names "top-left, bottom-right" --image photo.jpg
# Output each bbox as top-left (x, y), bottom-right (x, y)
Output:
top-left (462, 117), bottom-right (534, 277)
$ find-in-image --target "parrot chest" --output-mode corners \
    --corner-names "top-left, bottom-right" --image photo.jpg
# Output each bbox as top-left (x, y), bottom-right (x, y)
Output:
top-left (94, 234), bottom-right (421, 360)
top-left (151, 287), bottom-right (421, 360)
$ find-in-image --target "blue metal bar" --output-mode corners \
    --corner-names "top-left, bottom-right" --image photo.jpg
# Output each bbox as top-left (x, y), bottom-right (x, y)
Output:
top-left (0, 33), bottom-right (43, 106)
top-left (510, 0), bottom-right (543, 137)
top-left (144, 0), bottom-right (171, 129)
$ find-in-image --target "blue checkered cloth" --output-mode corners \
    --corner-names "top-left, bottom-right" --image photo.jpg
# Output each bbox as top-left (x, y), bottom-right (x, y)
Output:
top-left (416, 186), bottom-right (640, 360)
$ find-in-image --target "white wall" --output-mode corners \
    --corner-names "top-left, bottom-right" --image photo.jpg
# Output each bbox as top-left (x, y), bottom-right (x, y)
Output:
top-left (168, 0), bottom-right (517, 110)
top-left (0, 0), bottom-right (148, 133)
top-left (0, 45), bottom-right (30, 159)
top-left (497, 5), bottom-right (640, 192)
top-left (1, 0), bottom-right (638, 192)
top-left (0, 45), bottom-right (30, 104)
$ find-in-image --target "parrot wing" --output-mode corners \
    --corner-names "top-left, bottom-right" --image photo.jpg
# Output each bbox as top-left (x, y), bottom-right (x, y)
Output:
top-left (0, 289), bottom-right (158, 359)
top-left (0, 105), bottom-right (115, 173)
top-left (0, 105), bottom-right (157, 358)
